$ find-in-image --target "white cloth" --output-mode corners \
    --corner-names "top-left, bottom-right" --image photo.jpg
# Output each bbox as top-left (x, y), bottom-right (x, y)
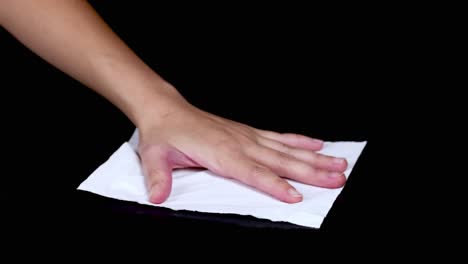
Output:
top-left (78, 130), bottom-right (366, 228)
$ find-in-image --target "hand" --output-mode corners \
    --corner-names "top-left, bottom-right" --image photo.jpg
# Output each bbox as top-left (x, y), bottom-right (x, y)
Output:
top-left (0, 1), bottom-right (348, 204)
top-left (138, 100), bottom-right (348, 204)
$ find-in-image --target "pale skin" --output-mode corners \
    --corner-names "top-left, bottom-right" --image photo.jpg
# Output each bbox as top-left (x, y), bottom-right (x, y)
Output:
top-left (0, 0), bottom-right (348, 204)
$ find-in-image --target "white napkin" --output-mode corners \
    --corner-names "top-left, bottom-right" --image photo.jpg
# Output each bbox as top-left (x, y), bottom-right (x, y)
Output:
top-left (78, 130), bottom-right (366, 228)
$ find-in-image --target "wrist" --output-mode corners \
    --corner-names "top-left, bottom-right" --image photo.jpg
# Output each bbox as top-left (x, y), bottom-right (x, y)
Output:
top-left (131, 81), bottom-right (192, 132)
top-left (89, 53), bottom-right (191, 131)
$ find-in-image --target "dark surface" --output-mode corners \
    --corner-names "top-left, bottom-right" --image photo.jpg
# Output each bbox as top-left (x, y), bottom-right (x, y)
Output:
top-left (1, 3), bottom-right (398, 241)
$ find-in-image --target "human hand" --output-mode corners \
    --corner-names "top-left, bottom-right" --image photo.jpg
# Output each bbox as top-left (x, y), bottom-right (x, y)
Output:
top-left (0, 0), bottom-right (347, 204)
top-left (138, 100), bottom-right (348, 204)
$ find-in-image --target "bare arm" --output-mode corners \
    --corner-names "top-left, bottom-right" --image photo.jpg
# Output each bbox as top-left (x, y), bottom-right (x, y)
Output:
top-left (0, 0), bottom-right (348, 204)
top-left (0, 0), bottom-right (180, 129)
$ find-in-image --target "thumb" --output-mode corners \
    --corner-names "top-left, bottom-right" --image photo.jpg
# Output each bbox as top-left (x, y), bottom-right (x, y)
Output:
top-left (140, 147), bottom-right (173, 204)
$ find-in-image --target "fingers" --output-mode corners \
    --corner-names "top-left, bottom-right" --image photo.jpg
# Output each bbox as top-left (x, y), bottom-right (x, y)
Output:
top-left (139, 146), bottom-right (173, 204)
top-left (256, 136), bottom-right (348, 172)
top-left (246, 145), bottom-right (346, 188)
top-left (215, 154), bottom-right (303, 203)
top-left (256, 129), bottom-right (324, 151)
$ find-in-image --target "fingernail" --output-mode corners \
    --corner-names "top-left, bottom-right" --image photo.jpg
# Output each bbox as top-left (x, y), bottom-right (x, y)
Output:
top-left (328, 172), bottom-right (343, 178)
top-left (288, 188), bottom-right (303, 198)
top-left (333, 158), bottom-right (345, 165)
top-left (313, 139), bottom-right (324, 145)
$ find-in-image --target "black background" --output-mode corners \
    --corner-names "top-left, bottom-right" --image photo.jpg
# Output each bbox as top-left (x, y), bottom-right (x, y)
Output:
top-left (1, 2), bottom-right (404, 243)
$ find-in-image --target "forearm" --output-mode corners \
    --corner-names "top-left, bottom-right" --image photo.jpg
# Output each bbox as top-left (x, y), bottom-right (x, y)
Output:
top-left (0, 0), bottom-right (184, 128)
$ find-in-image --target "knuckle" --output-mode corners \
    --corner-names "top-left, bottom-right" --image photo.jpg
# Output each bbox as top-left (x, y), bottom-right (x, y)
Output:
top-left (247, 165), bottom-right (267, 181)
top-left (145, 170), bottom-right (163, 186)
top-left (278, 143), bottom-right (292, 154)
top-left (319, 154), bottom-right (333, 165)
top-left (138, 144), bottom-right (167, 158)
top-left (236, 136), bottom-right (259, 155)
top-left (305, 166), bottom-right (319, 176)
top-left (213, 137), bottom-right (236, 152)
top-left (309, 152), bottom-right (319, 163)
top-left (272, 175), bottom-right (287, 186)
top-left (209, 142), bottom-right (241, 171)
top-left (276, 152), bottom-right (291, 168)
top-left (218, 137), bottom-right (252, 155)
top-left (284, 133), bottom-right (301, 140)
